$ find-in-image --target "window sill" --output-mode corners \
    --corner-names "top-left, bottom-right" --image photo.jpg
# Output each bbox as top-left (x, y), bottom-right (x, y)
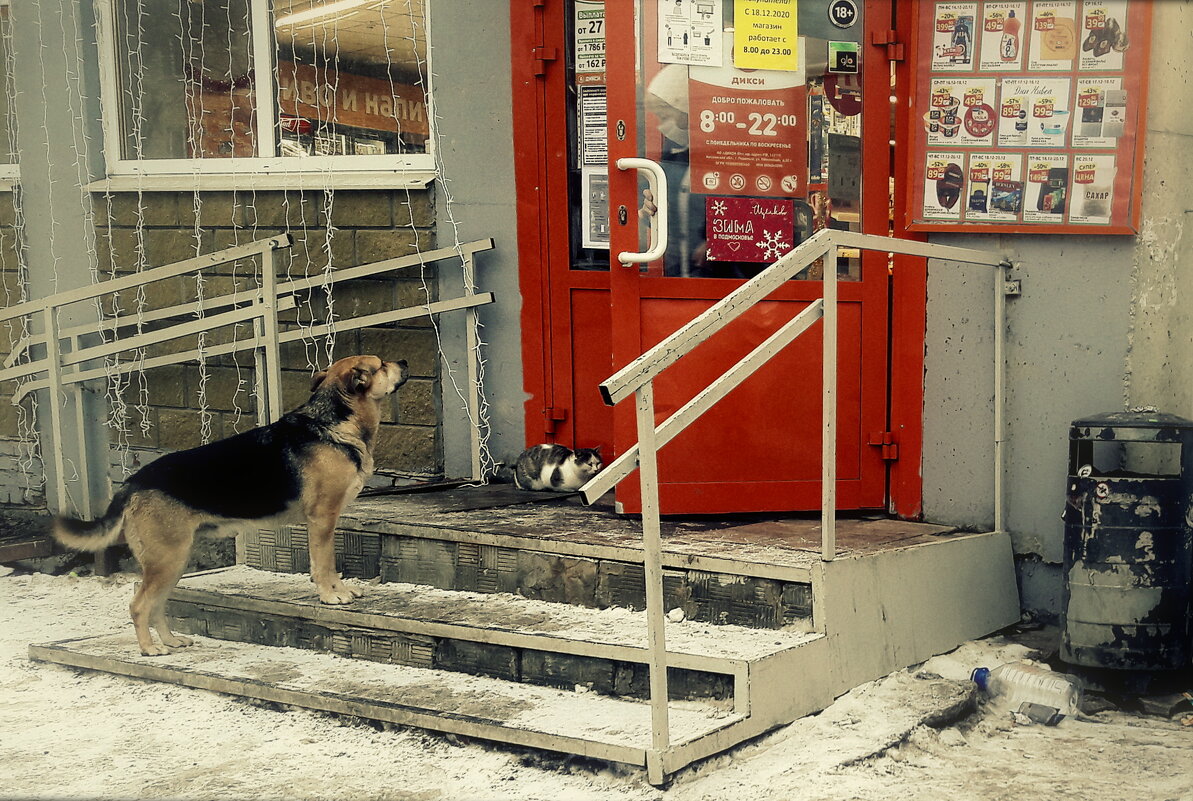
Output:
top-left (86, 170), bottom-right (437, 193)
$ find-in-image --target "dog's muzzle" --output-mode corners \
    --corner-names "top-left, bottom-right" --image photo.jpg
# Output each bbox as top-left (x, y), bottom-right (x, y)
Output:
top-left (385, 360), bottom-right (409, 394)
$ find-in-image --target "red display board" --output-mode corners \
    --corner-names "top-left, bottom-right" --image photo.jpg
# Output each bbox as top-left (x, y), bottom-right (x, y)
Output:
top-left (905, 0), bottom-right (1151, 234)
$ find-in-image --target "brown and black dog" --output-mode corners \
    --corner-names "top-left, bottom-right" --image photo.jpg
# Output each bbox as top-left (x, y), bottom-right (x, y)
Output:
top-left (52, 355), bottom-right (408, 656)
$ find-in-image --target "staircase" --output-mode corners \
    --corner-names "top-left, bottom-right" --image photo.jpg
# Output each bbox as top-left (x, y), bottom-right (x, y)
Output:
top-left (29, 231), bottom-right (1020, 785)
top-left (29, 486), bottom-right (1018, 785)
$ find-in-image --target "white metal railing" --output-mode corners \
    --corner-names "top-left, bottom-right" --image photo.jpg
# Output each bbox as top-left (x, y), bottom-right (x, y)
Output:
top-left (580, 228), bottom-right (1009, 774)
top-left (0, 235), bottom-right (496, 515)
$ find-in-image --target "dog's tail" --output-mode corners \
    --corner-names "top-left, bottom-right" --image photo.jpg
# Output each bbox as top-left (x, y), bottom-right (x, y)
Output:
top-left (51, 486), bottom-right (131, 552)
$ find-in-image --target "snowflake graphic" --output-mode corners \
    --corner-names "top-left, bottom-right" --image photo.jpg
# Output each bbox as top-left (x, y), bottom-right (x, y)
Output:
top-left (757, 228), bottom-right (790, 260)
top-left (710, 199), bottom-right (727, 216)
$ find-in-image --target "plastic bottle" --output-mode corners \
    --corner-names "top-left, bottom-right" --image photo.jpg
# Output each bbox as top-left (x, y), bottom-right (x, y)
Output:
top-left (971, 662), bottom-right (1083, 723)
top-left (1000, 10), bottom-right (1021, 61)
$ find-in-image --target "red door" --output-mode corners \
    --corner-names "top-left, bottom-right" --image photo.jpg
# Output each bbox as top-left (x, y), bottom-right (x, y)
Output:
top-left (516, 0), bottom-right (907, 515)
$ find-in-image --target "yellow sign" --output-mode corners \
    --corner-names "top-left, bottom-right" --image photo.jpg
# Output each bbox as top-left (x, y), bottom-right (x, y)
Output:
top-left (734, 0), bottom-right (799, 71)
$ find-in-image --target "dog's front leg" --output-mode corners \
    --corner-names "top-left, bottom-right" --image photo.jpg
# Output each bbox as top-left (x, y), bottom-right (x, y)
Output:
top-left (306, 513), bottom-right (363, 605)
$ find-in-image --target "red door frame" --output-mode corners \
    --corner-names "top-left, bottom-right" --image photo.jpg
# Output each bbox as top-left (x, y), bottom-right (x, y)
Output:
top-left (511, 0), bottom-right (929, 518)
top-left (888, 0), bottom-right (929, 519)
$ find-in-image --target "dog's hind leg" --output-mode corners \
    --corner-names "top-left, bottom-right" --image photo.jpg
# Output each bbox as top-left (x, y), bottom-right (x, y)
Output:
top-left (125, 508), bottom-right (195, 656)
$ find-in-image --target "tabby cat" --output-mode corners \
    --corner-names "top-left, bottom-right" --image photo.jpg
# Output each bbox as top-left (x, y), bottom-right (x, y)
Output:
top-left (513, 444), bottom-right (603, 492)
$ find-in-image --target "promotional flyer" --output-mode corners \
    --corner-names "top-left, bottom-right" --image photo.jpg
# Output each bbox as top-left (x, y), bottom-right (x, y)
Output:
top-left (908, 0), bottom-right (1149, 233)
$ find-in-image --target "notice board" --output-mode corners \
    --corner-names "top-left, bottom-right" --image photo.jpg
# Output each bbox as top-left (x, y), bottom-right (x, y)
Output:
top-left (906, 1), bottom-right (1151, 234)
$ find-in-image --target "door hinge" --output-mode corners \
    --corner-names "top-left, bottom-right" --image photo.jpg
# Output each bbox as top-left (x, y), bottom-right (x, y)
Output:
top-left (543, 406), bottom-right (568, 434)
top-left (869, 431), bottom-right (900, 461)
top-left (532, 46), bottom-right (558, 75)
top-left (870, 29), bottom-right (905, 62)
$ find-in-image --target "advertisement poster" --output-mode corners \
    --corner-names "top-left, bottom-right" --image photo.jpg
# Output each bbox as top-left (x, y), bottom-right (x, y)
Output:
top-left (930, 3), bottom-right (979, 72)
top-left (734, 0), bottom-right (799, 71)
top-left (578, 84), bottom-right (607, 166)
top-left (1072, 77), bottom-right (1125, 148)
top-left (1078, 0), bottom-right (1129, 72)
top-left (581, 166), bottom-right (610, 249)
top-left (996, 78), bottom-right (1070, 148)
top-left (923, 152), bottom-right (966, 220)
top-left (658, 0), bottom-right (723, 66)
top-left (978, 2), bottom-right (1027, 71)
top-left (574, 0), bottom-right (607, 83)
top-left (1069, 153), bottom-right (1116, 224)
top-left (907, 0), bottom-right (1149, 233)
top-left (705, 196), bottom-right (795, 262)
top-left (925, 78), bottom-right (997, 148)
top-left (687, 40), bottom-right (807, 198)
top-left (1022, 153), bottom-right (1070, 223)
top-left (1027, 1), bottom-right (1079, 72)
top-left (964, 153), bottom-right (1023, 222)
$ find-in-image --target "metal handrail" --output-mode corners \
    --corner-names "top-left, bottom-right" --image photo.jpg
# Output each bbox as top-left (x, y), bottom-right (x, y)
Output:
top-left (584, 230), bottom-right (1009, 779)
top-left (1, 236), bottom-right (496, 515)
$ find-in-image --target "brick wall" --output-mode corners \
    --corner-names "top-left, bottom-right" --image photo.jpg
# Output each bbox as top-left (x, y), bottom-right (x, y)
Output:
top-left (0, 193), bottom-right (41, 506)
top-left (0, 187), bottom-right (446, 505)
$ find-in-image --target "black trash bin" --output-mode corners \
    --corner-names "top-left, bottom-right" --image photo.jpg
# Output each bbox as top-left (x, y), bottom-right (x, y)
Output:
top-left (1061, 411), bottom-right (1193, 671)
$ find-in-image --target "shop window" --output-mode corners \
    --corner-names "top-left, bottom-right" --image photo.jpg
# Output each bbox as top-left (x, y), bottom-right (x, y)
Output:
top-left (99, 0), bottom-right (431, 180)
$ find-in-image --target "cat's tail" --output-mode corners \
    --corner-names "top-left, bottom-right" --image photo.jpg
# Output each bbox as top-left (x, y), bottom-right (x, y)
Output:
top-left (51, 486), bottom-right (131, 552)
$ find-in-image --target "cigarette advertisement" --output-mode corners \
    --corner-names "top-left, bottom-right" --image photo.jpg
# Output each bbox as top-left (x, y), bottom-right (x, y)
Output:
top-left (907, 0), bottom-right (1150, 233)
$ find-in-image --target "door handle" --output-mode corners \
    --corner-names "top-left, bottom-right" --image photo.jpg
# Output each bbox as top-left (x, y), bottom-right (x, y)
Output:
top-left (616, 157), bottom-right (668, 266)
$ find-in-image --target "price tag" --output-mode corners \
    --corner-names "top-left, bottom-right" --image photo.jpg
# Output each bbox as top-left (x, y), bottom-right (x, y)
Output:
top-left (828, 41), bottom-right (860, 74)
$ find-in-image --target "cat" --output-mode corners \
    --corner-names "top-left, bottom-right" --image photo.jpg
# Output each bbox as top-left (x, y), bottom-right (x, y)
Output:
top-left (511, 444), bottom-right (603, 492)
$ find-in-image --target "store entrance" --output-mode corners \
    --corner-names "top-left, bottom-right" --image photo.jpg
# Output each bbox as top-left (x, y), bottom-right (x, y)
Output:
top-left (514, 0), bottom-right (924, 515)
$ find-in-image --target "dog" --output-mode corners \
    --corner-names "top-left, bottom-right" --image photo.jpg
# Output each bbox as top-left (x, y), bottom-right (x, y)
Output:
top-left (51, 354), bottom-right (408, 656)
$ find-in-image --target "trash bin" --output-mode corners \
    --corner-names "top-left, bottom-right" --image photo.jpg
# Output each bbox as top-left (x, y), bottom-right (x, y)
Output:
top-left (1061, 411), bottom-right (1193, 671)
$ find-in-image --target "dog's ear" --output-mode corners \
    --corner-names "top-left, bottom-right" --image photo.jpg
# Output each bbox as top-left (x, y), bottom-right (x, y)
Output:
top-left (310, 370), bottom-right (328, 392)
top-left (350, 366), bottom-right (372, 393)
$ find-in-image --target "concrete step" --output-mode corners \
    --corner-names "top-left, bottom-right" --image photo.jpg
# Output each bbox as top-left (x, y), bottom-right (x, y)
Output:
top-left (240, 497), bottom-right (823, 630)
top-left (167, 566), bottom-right (820, 704)
top-left (28, 631), bottom-right (745, 775)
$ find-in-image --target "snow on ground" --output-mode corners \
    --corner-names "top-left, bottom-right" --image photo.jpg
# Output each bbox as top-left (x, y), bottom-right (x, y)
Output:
top-left (1, 568), bottom-right (1190, 801)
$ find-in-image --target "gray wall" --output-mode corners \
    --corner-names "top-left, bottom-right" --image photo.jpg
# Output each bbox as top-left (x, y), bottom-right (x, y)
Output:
top-left (922, 2), bottom-right (1193, 619)
top-left (431, 2), bottom-right (525, 479)
top-left (8, 0), bottom-right (109, 513)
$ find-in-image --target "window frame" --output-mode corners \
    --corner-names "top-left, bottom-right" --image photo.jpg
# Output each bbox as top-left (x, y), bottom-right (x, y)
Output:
top-left (0, 2), bottom-right (17, 186)
top-left (93, 0), bottom-right (437, 189)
